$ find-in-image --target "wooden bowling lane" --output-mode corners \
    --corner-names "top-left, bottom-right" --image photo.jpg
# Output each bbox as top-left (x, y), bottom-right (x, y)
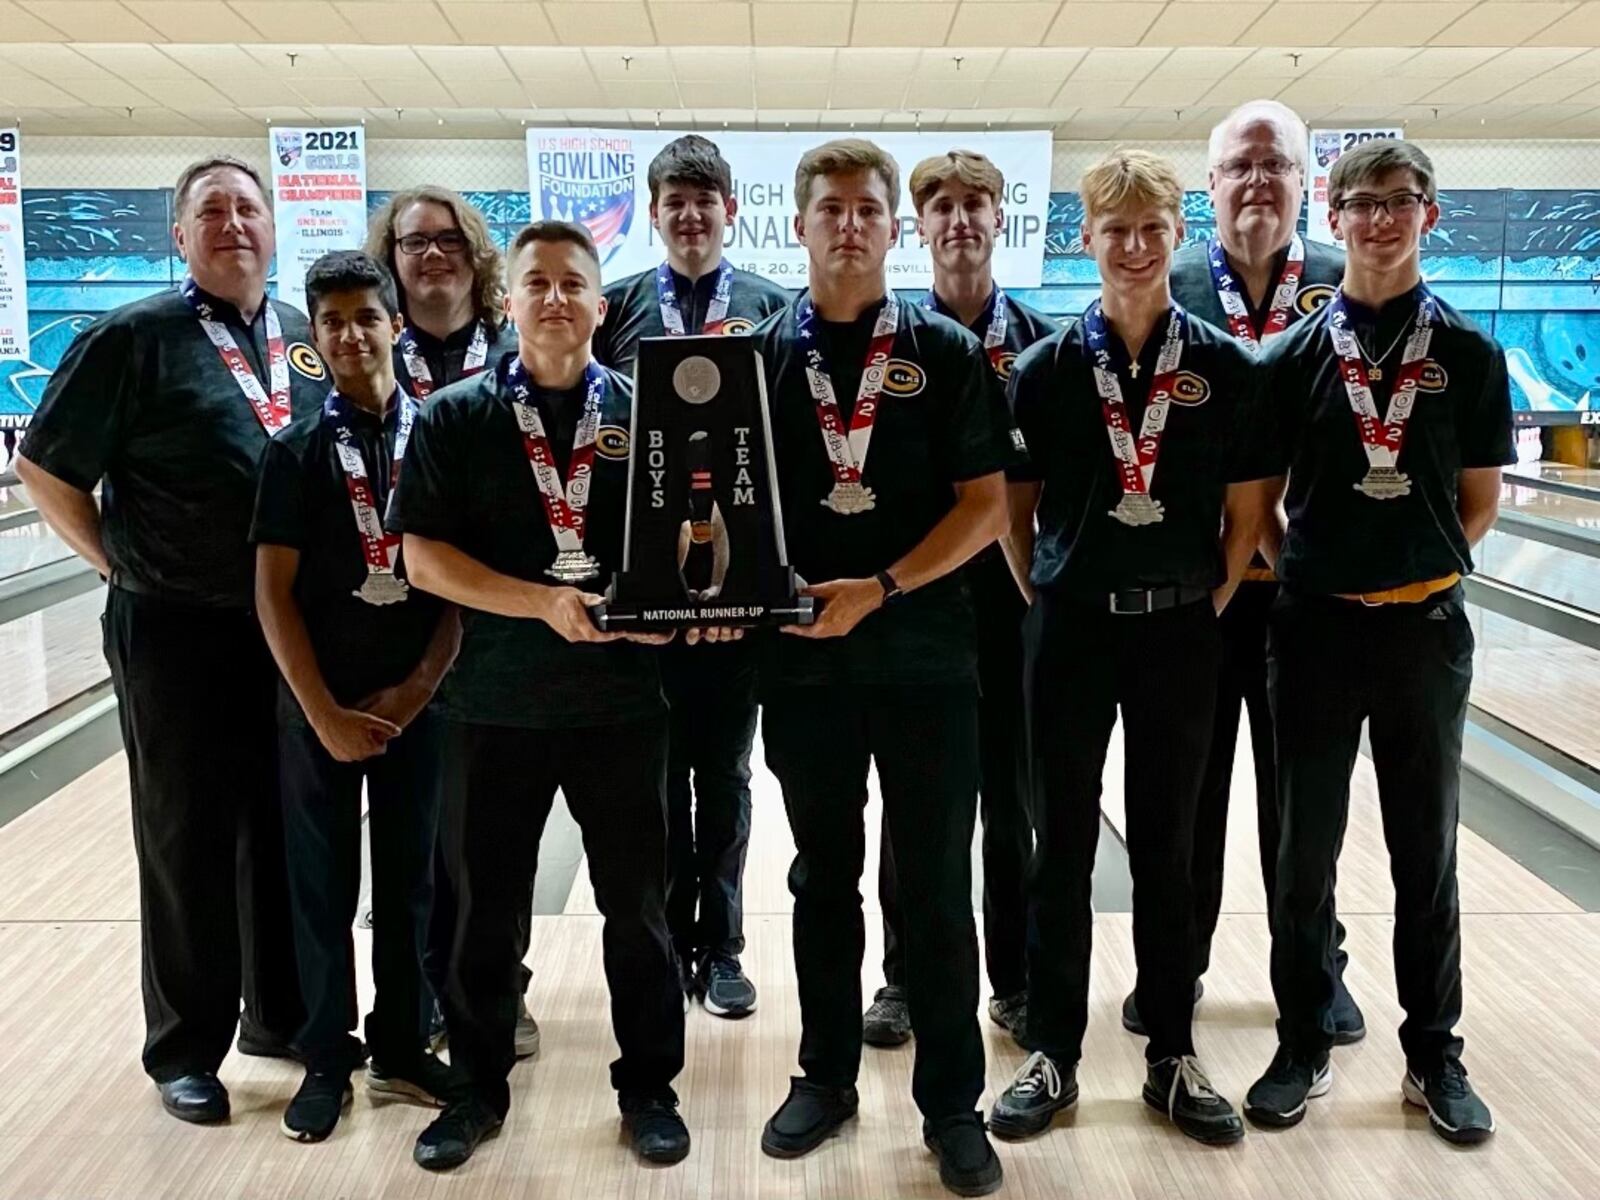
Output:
top-left (0, 588), bottom-right (108, 741)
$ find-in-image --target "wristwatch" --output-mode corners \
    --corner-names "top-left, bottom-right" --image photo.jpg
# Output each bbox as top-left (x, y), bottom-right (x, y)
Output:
top-left (874, 569), bottom-right (904, 605)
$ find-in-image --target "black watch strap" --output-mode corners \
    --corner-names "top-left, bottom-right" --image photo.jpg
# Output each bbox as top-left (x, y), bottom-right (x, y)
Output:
top-left (875, 569), bottom-right (903, 604)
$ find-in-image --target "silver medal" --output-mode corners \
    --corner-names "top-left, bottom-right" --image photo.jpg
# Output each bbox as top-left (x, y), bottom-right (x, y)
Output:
top-left (547, 548), bottom-right (602, 584)
top-left (1109, 493), bottom-right (1165, 527)
top-left (823, 481), bottom-right (876, 516)
top-left (355, 571), bottom-right (410, 606)
top-left (1353, 465), bottom-right (1411, 500)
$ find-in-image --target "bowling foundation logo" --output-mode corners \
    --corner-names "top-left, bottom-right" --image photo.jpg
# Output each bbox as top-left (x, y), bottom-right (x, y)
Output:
top-left (273, 130), bottom-right (303, 169)
top-left (533, 136), bottom-right (637, 267)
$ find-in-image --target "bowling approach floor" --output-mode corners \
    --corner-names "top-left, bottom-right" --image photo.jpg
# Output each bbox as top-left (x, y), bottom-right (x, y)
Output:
top-left (1, 720), bottom-right (1599, 1200)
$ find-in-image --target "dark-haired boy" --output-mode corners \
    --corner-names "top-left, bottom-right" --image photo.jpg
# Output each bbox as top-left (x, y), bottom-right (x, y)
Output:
top-left (252, 251), bottom-right (463, 1143)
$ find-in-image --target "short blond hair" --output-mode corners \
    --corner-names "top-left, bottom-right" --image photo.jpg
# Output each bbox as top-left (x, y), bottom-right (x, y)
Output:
top-left (909, 150), bottom-right (1005, 212)
top-left (795, 138), bottom-right (901, 212)
top-left (1079, 148), bottom-right (1184, 222)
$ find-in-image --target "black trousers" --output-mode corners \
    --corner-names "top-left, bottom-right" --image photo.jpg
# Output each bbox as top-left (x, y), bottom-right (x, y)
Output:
top-left (440, 716), bottom-right (683, 1118)
top-left (279, 709), bottom-right (442, 1073)
top-left (1268, 589), bottom-right (1471, 1070)
top-left (662, 641), bottom-right (757, 965)
top-left (1022, 593), bottom-right (1219, 1066)
top-left (880, 555), bottom-right (1031, 999)
top-left (102, 586), bottom-right (304, 1083)
top-left (425, 850), bottom-right (531, 1012)
top-left (763, 685), bottom-right (984, 1119)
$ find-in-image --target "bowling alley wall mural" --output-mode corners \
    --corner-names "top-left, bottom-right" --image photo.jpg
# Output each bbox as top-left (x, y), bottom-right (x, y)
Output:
top-left (1, 183), bottom-right (1596, 432)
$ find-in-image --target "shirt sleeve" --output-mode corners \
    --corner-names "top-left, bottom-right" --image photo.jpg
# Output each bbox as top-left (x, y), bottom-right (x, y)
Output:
top-left (249, 435), bottom-right (310, 548)
top-left (1459, 342), bottom-right (1515, 469)
top-left (385, 397), bottom-right (464, 542)
top-left (18, 314), bottom-right (139, 490)
top-left (1004, 342), bottom-right (1051, 484)
top-left (937, 339), bottom-right (1027, 483)
top-left (1225, 351), bottom-right (1285, 483)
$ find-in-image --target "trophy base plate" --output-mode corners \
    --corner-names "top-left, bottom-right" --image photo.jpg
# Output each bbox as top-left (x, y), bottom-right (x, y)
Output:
top-left (589, 595), bottom-right (815, 632)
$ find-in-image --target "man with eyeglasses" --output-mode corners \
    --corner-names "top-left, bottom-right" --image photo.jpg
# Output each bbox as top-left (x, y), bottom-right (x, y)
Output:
top-left (1123, 101), bottom-right (1365, 1045)
top-left (1243, 139), bottom-right (1509, 1146)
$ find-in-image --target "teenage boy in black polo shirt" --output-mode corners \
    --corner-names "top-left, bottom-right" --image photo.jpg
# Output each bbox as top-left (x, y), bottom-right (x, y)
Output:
top-left (1150, 99), bottom-right (1364, 1046)
top-left (253, 251), bottom-right (462, 1142)
top-left (1244, 139), bottom-right (1507, 1146)
top-left (593, 136), bottom-right (790, 1018)
top-left (388, 221), bottom-right (689, 1171)
top-left (861, 148), bottom-right (1057, 1050)
top-left (750, 138), bottom-right (1016, 1199)
top-left (989, 149), bottom-right (1275, 1147)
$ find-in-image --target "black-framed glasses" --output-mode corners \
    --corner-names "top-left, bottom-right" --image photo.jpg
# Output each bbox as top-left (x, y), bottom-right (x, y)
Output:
top-left (1332, 192), bottom-right (1429, 221)
top-left (1215, 155), bottom-right (1297, 181)
top-left (396, 230), bottom-right (469, 256)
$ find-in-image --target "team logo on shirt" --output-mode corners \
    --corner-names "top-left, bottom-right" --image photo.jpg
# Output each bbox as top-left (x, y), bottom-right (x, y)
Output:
top-left (1418, 362), bottom-right (1449, 392)
top-left (882, 359), bottom-right (926, 397)
top-left (595, 424), bottom-right (632, 460)
top-left (994, 351), bottom-right (1019, 381)
top-left (1296, 284), bottom-right (1337, 316)
top-left (721, 317), bottom-right (756, 336)
top-left (287, 342), bottom-right (326, 380)
top-left (1168, 371), bottom-right (1211, 406)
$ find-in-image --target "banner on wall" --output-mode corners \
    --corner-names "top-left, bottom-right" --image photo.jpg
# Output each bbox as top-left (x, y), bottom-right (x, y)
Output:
top-left (1307, 127), bottom-right (1404, 246)
top-left (524, 128), bottom-right (1053, 289)
top-left (0, 128), bottom-right (27, 363)
top-left (269, 126), bottom-right (368, 314)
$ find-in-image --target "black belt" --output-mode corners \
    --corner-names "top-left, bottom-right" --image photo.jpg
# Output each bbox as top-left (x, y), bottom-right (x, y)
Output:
top-left (1102, 585), bottom-right (1211, 615)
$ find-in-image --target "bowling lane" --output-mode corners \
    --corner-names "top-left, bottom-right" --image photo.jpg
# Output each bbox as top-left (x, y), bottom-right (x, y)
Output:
top-left (0, 589), bottom-right (107, 740)
top-left (0, 523), bottom-right (75, 581)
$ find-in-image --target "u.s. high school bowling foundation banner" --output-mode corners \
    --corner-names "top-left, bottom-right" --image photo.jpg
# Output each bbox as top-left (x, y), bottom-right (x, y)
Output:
top-left (525, 128), bottom-right (1053, 289)
top-left (0, 128), bottom-right (28, 363)
top-left (1307, 127), bottom-right (1404, 247)
top-left (269, 126), bottom-right (368, 314)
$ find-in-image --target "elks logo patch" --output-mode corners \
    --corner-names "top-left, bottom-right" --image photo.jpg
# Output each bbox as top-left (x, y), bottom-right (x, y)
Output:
top-left (994, 351), bottom-right (1019, 381)
top-left (595, 425), bottom-right (631, 460)
top-left (1418, 362), bottom-right (1449, 392)
top-left (1168, 371), bottom-right (1211, 406)
top-left (882, 359), bottom-right (926, 397)
top-left (287, 342), bottom-right (326, 380)
top-left (1296, 283), bottom-right (1337, 316)
top-left (721, 317), bottom-right (756, 336)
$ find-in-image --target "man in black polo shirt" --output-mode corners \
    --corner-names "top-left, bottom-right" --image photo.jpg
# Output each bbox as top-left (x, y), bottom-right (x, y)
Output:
top-left (861, 148), bottom-right (1057, 1050)
top-left (988, 149), bottom-right (1275, 1148)
top-left (593, 136), bottom-right (790, 1019)
top-left (252, 252), bottom-right (462, 1143)
top-left (1244, 139), bottom-right (1507, 1146)
top-left (750, 138), bottom-right (1014, 1199)
top-left (388, 221), bottom-right (689, 1171)
top-left (1134, 100), bottom-right (1364, 1045)
top-left (367, 186), bottom-right (537, 1060)
top-left (18, 156), bottom-right (322, 1124)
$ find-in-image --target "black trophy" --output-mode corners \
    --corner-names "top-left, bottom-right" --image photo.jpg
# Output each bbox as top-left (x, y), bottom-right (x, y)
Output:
top-left (590, 334), bottom-right (814, 631)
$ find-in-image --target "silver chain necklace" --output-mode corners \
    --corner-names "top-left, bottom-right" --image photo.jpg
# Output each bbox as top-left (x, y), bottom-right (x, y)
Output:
top-left (1354, 318), bottom-right (1412, 380)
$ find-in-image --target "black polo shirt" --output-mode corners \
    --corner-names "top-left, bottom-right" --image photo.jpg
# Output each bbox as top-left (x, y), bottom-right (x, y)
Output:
top-left (1170, 237), bottom-right (1344, 338)
top-left (1009, 306), bottom-right (1277, 596)
top-left (393, 318), bottom-right (518, 400)
top-left (21, 285), bottom-right (328, 608)
top-left (1264, 285), bottom-right (1514, 595)
top-left (593, 263), bottom-right (792, 378)
top-left (250, 391), bottom-right (445, 710)
top-left (749, 295), bottom-right (1023, 689)
top-left (385, 353), bottom-right (662, 729)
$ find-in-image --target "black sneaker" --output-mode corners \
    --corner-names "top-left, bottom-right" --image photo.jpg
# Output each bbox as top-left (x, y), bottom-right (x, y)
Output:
top-left (988, 1051), bottom-right (1078, 1140)
top-left (1143, 1055), bottom-right (1244, 1145)
top-left (413, 1097), bottom-right (503, 1171)
top-left (985, 992), bottom-right (1026, 1043)
top-left (862, 985), bottom-right (911, 1048)
top-left (699, 955), bottom-right (757, 1019)
top-left (922, 1111), bottom-right (1003, 1197)
top-left (1402, 1061), bottom-right (1495, 1145)
top-left (1332, 985), bottom-right (1367, 1046)
top-left (1120, 978), bottom-right (1204, 1037)
top-left (366, 1052), bottom-right (460, 1107)
top-left (280, 1070), bottom-right (353, 1143)
top-left (514, 997), bottom-right (541, 1059)
top-left (760, 1077), bottom-right (859, 1158)
top-left (1244, 1046), bottom-right (1332, 1128)
top-left (621, 1093), bottom-right (692, 1164)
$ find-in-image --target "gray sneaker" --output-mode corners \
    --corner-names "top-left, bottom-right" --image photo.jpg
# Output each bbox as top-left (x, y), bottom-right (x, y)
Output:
top-left (515, 998), bottom-right (541, 1060)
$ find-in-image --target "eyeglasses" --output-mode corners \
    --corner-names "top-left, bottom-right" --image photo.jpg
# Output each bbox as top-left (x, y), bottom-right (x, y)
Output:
top-left (396, 230), bottom-right (469, 256)
top-left (1214, 156), bottom-right (1298, 181)
top-left (1332, 192), bottom-right (1429, 221)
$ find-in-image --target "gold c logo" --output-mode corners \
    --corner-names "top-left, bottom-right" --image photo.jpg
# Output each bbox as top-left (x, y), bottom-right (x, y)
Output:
top-left (287, 342), bottom-right (326, 380)
top-left (595, 425), bottom-right (631, 459)
top-left (1296, 284), bottom-right (1336, 316)
top-left (721, 317), bottom-right (756, 335)
top-left (994, 352), bottom-right (1018, 381)
top-left (1169, 371), bottom-right (1211, 406)
top-left (1418, 362), bottom-right (1449, 392)
top-left (882, 359), bottom-right (926, 397)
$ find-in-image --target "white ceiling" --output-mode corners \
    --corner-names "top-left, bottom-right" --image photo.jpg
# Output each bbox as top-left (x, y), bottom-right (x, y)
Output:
top-left (2, 0), bottom-right (1600, 138)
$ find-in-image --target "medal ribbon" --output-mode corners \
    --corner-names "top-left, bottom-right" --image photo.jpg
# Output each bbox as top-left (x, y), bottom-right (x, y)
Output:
top-left (1326, 288), bottom-right (1436, 473)
top-left (657, 260), bottom-right (734, 337)
top-left (1208, 235), bottom-right (1304, 350)
top-left (922, 287), bottom-right (1011, 375)
top-left (1083, 300), bottom-right (1186, 498)
top-left (324, 387), bottom-right (416, 577)
top-left (399, 320), bottom-right (489, 401)
top-left (797, 291), bottom-right (900, 487)
top-left (508, 359), bottom-right (606, 555)
top-left (181, 277), bottom-right (291, 435)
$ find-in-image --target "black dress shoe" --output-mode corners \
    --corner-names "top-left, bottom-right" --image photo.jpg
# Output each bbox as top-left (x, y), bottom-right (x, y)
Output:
top-left (621, 1094), bottom-right (691, 1164)
top-left (760, 1077), bottom-right (859, 1158)
top-left (923, 1112), bottom-right (1003, 1197)
top-left (158, 1073), bottom-right (230, 1124)
top-left (413, 1097), bottom-right (503, 1170)
top-left (862, 986), bottom-right (912, 1048)
top-left (1121, 978), bottom-right (1204, 1037)
top-left (988, 1052), bottom-right (1077, 1140)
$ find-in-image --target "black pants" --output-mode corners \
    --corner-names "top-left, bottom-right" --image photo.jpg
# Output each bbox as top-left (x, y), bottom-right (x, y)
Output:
top-left (102, 586), bottom-right (304, 1083)
top-left (1268, 589), bottom-right (1470, 1070)
top-left (279, 709), bottom-right (442, 1073)
top-left (425, 850), bottom-right (531, 1013)
top-left (880, 554), bottom-right (1031, 999)
top-left (662, 641), bottom-right (757, 965)
top-left (1022, 593), bottom-right (1220, 1066)
top-left (440, 716), bottom-right (683, 1118)
top-left (763, 685), bottom-right (984, 1119)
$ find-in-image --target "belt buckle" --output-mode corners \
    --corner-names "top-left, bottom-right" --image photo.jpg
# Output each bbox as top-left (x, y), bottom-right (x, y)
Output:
top-left (1109, 589), bottom-right (1153, 615)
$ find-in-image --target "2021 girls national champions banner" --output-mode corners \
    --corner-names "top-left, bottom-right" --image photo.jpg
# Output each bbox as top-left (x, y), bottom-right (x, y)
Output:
top-left (1307, 127), bottom-right (1404, 247)
top-left (269, 126), bottom-right (368, 314)
top-left (525, 128), bottom-right (1054, 289)
top-left (0, 128), bottom-right (28, 363)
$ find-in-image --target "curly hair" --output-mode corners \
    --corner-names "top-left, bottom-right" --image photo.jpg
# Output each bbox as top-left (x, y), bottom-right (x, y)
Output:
top-left (365, 186), bottom-right (505, 328)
